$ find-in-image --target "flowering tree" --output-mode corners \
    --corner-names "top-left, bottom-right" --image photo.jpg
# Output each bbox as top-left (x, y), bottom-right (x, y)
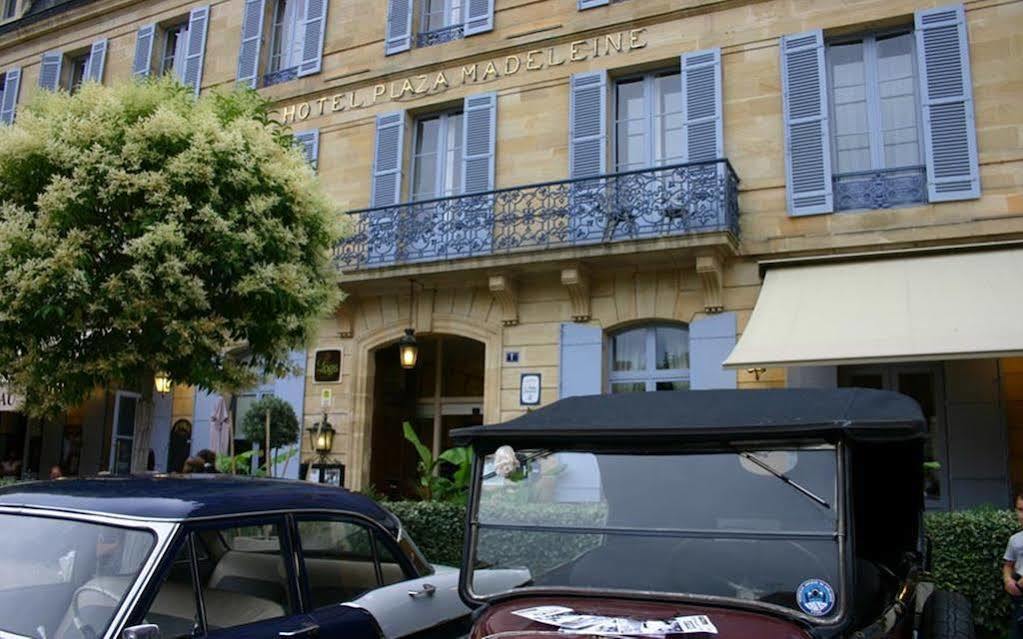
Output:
top-left (0, 78), bottom-right (339, 471)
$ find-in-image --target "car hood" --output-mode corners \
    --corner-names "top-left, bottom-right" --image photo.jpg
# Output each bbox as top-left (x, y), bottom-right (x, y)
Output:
top-left (471, 596), bottom-right (811, 639)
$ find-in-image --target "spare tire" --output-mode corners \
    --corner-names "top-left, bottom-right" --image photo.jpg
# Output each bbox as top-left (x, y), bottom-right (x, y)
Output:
top-left (920, 590), bottom-right (976, 639)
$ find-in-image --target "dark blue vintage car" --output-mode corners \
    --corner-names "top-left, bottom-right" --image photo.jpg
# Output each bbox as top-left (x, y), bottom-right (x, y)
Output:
top-left (0, 475), bottom-right (524, 639)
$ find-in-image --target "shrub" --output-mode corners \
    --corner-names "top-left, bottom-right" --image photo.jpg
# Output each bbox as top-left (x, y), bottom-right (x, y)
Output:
top-left (385, 501), bottom-right (466, 567)
top-left (925, 508), bottom-right (1018, 637)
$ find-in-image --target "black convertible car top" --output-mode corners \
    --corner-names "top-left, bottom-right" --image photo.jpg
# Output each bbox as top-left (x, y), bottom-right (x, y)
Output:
top-left (451, 388), bottom-right (925, 446)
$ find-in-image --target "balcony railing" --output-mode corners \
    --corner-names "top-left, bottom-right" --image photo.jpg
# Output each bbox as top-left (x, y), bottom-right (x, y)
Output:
top-left (416, 23), bottom-right (464, 48)
top-left (334, 160), bottom-right (739, 271)
top-left (833, 166), bottom-right (926, 212)
top-left (263, 66), bottom-right (299, 87)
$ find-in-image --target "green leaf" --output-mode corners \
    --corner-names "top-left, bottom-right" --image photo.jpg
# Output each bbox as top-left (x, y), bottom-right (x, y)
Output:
top-left (403, 421), bottom-right (435, 472)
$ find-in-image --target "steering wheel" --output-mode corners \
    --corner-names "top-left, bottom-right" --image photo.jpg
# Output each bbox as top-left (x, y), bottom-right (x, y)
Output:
top-left (68, 584), bottom-right (120, 639)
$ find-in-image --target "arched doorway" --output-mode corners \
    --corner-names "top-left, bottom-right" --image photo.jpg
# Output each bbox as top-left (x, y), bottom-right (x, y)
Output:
top-left (370, 335), bottom-right (485, 500)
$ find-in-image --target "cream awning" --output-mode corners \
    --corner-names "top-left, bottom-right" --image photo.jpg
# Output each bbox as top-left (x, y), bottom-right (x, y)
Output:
top-left (724, 246), bottom-right (1023, 368)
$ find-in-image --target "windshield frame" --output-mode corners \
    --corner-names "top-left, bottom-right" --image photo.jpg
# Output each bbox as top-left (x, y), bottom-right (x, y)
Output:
top-left (461, 440), bottom-right (849, 627)
top-left (0, 506), bottom-right (177, 639)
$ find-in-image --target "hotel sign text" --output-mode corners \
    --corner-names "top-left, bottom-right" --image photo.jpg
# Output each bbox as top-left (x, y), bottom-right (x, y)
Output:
top-left (272, 28), bottom-right (648, 124)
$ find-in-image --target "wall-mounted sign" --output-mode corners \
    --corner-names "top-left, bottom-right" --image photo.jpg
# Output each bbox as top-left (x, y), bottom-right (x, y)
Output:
top-left (313, 349), bottom-right (343, 383)
top-left (520, 373), bottom-right (541, 406)
top-left (271, 28), bottom-right (648, 124)
top-left (505, 351), bottom-right (520, 363)
top-left (0, 388), bottom-right (23, 412)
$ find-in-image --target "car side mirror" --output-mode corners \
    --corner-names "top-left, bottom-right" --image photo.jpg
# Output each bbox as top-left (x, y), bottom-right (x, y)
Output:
top-left (122, 624), bottom-right (161, 639)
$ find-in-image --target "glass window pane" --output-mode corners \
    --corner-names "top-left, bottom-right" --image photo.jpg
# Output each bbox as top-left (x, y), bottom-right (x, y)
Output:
top-left (610, 382), bottom-right (646, 394)
top-left (877, 33), bottom-right (919, 168)
top-left (116, 398), bottom-right (137, 436)
top-left (616, 79), bottom-right (645, 121)
top-left (654, 73), bottom-right (682, 116)
top-left (299, 520), bottom-right (380, 608)
top-left (655, 326), bottom-right (689, 370)
top-left (655, 380), bottom-right (689, 391)
top-left (201, 522), bottom-right (292, 629)
top-left (829, 41), bottom-right (871, 173)
top-left (611, 329), bottom-right (646, 372)
top-left (143, 542), bottom-right (199, 639)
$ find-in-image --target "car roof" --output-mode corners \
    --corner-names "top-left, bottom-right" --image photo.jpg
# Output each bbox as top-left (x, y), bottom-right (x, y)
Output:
top-left (452, 388), bottom-right (925, 447)
top-left (0, 474), bottom-right (398, 527)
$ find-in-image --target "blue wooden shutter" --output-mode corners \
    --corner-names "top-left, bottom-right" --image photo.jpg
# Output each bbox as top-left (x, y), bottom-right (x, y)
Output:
top-left (690, 312), bottom-right (737, 390)
top-left (371, 111), bottom-right (405, 207)
top-left (0, 68), bottom-right (21, 125)
top-left (298, 0), bottom-right (327, 77)
top-left (385, 0), bottom-right (412, 56)
top-left (294, 129), bottom-right (320, 171)
top-left (38, 52), bottom-right (62, 91)
top-left (464, 0), bottom-right (494, 36)
top-left (132, 24), bottom-right (156, 78)
top-left (272, 349), bottom-right (307, 479)
top-left (237, 0), bottom-right (266, 88)
top-left (915, 4), bottom-right (979, 202)
top-left (559, 323), bottom-right (603, 398)
top-left (85, 38), bottom-right (108, 84)
top-left (462, 92), bottom-right (496, 194)
top-left (183, 5), bottom-right (210, 96)
top-left (578, 0), bottom-right (609, 8)
top-left (569, 71), bottom-right (607, 178)
top-left (780, 30), bottom-right (833, 216)
top-left (681, 48), bottom-right (723, 163)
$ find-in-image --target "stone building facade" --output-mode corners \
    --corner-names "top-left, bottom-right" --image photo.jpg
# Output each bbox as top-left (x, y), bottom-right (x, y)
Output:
top-left (0, 0), bottom-right (1021, 507)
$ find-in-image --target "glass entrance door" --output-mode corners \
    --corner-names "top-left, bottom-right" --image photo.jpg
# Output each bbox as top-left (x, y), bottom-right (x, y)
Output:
top-left (840, 364), bottom-right (948, 509)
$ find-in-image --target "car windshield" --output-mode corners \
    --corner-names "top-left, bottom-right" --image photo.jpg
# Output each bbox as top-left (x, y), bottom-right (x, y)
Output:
top-left (0, 514), bottom-right (155, 639)
top-left (469, 447), bottom-right (841, 619)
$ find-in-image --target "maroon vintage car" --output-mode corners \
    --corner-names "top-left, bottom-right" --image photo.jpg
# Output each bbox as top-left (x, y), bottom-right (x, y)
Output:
top-left (451, 389), bottom-right (975, 639)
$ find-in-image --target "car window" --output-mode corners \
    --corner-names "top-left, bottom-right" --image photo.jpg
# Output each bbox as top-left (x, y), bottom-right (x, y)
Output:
top-left (142, 542), bottom-right (199, 639)
top-left (200, 522), bottom-right (293, 632)
top-left (297, 519), bottom-right (408, 609)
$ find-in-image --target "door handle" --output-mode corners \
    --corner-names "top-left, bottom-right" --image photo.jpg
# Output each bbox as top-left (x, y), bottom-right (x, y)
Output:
top-left (407, 583), bottom-right (436, 599)
top-left (279, 624), bottom-right (320, 639)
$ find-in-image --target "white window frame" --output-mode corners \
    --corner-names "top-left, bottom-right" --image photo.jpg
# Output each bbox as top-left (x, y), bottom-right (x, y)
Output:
top-left (234, 389), bottom-right (275, 472)
top-left (66, 51), bottom-right (90, 94)
top-left (109, 390), bottom-right (142, 475)
top-left (159, 21), bottom-right (190, 78)
top-left (825, 29), bottom-right (925, 175)
top-left (606, 324), bottom-right (690, 393)
top-left (2, 0), bottom-right (16, 20)
top-left (420, 0), bottom-right (463, 34)
top-left (267, 0), bottom-right (290, 75)
top-left (612, 69), bottom-right (683, 173)
top-left (409, 109), bottom-right (464, 202)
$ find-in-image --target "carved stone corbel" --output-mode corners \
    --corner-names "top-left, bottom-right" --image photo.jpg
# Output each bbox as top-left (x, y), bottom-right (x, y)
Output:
top-left (488, 275), bottom-right (519, 326)
top-left (561, 266), bottom-right (591, 322)
top-left (696, 255), bottom-right (724, 313)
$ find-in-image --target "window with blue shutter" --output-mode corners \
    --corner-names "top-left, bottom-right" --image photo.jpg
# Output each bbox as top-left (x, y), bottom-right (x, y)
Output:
top-left (132, 25), bottom-right (156, 78)
top-left (560, 323), bottom-right (603, 398)
top-left (385, 0), bottom-right (412, 55)
top-left (237, 0), bottom-right (266, 88)
top-left (607, 324), bottom-right (690, 393)
top-left (915, 4), bottom-right (979, 202)
top-left (294, 129), bottom-right (320, 171)
top-left (183, 5), bottom-right (210, 96)
top-left (84, 38), bottom-right (107, 84)
top-left (460, 92), bottom-right (497, 257)
top-left (37, 51), bottom-right (63, 91)
top-left (569, 71), bottom-right (607, 244)
top-left (464, 0), bottom-right (494, 36)
top-left (368, 111), bottom-right (406, 265)
top-left (298, 0), bottom-right (328, 77)
top-left (781, 30), bottom-right (834, 216)
top-left (682, 48), bottom-right (723, 163)
top-left (689, 312), bottom-right (737, 390)
top-left (0, 68), bottom-right (21, 125)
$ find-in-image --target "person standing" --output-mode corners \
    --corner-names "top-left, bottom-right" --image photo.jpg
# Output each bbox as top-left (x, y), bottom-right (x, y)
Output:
top-left (1003, 491), bottom-right (1023, 639)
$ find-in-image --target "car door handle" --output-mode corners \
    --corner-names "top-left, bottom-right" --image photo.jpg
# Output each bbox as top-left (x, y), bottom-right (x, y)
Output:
top-left (279, 624), bottom-right (320, 639)
top-left (407, 583), bottom-right (436, 599)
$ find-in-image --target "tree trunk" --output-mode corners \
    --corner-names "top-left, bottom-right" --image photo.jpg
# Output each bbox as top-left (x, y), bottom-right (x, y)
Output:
top-left (130, 373), bottom-right (155, 473)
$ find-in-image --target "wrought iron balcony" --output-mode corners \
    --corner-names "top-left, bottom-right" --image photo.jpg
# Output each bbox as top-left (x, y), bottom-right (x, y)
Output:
top-left (416, 24), bottom-right (464, 48)
top-left (833, 166), bottom-right (927, 212)
top-left (263, 66), bottom-right (299, 87)
top-left (334, 159), bottom-right (739, 271)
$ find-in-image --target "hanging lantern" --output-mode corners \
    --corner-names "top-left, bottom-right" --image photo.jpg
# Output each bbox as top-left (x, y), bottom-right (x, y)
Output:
top-left (154, 372), bottom-right (172, 395)
top-left (307, 417), bottom-right (336, 455)
top-left (399, 328), bottom-right (419, 370)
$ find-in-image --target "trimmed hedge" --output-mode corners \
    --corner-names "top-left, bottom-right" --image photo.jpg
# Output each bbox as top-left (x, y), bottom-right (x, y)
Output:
top-left (389, 501), bottom-right (1021, 636)
top-left (925, 508), bottom-right (1018, 637)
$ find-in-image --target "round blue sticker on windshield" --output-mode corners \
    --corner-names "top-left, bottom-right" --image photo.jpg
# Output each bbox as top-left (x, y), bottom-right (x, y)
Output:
top-left (797, 579), bottom-right (835, 617)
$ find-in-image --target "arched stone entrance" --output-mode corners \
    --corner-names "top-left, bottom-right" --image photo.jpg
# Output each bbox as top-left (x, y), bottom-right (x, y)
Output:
top-left (369, 334), bottom-right (485, 500)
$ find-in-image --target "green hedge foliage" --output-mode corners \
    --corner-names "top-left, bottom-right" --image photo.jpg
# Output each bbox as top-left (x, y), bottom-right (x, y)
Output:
top-left (925, 508), bottom-right (1018, 637)
top-left (388, 502), bottom-right (1020, 636)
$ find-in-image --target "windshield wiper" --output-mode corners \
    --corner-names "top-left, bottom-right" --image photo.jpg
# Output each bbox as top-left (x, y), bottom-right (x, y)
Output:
top-left (737, 451), bottom-right (831, 510)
